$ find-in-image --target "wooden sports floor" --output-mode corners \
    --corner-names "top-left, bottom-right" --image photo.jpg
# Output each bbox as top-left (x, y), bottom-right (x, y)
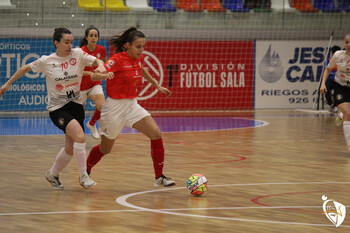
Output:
top-left (0, 110), bottom-right (350, 232)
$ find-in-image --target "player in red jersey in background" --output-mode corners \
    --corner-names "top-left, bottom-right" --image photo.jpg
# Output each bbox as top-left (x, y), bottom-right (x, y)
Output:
top-left (86, 27), bottom-right (176, 187)
top-left (80, 25), bottom-right (107, 139)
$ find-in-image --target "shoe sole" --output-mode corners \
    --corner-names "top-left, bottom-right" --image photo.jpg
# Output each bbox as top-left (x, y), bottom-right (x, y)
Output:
top-left (154, 182), bottom-right (176, 187)
top-left (80, 181), bottom-right (97, 189)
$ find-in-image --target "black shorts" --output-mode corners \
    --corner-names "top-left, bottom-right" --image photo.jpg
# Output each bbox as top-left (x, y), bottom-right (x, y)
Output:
top-left (49, 101), bottom-right (85, 133)
top-left (334, 82), bottom-right (350, 106)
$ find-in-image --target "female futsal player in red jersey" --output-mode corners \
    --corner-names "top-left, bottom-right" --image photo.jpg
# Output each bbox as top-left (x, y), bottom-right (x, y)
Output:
top-left (86, 27), bottom-right (175, 187)
top-left (80, 25), bottom-right (107, 139)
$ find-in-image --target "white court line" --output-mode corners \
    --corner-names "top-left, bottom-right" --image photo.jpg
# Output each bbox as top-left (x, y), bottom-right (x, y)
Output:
top-left (116, 182), bottom-right (350, 227)
top-left (1, 181), bottom-right (350, 227)
top-left (1, 206), bottom-right (344, 217)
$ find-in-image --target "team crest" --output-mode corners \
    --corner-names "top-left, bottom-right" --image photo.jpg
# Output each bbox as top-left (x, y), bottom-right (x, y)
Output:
top-left (58, 117), bottom-right (65, 126)
top-left (106, 60), bottom-right (115, 69)
top-left (70, 58), bottom-right (76, 66)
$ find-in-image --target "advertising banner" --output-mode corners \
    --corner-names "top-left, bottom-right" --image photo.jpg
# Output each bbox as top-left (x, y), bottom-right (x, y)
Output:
top-left (255, 40), bottom-right (343, 109)
top-left (1, 39), bottom-right (254, 111)
top-left (113, 41), bottom-right (255, 110)
top-left (0, 39), bottom-right (108, 111)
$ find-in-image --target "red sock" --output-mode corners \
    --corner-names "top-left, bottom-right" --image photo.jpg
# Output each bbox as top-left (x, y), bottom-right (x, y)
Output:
top-left (89, 109), bottom-right (101, 126)
top-left (151, 138), bottom-right (165, 179)
top-left (87, 144), bottom-right (105, 173)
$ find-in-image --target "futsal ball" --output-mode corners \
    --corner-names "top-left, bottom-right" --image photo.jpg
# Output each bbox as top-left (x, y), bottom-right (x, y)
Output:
top-left (186, 174), bottom-right (208, 196)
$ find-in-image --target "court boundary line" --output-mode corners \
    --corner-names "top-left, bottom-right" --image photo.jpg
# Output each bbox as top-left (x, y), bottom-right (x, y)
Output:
top-left (116, 182), bottom-right (350, 227)
top-left (0, 118), bottom-right (269, 136)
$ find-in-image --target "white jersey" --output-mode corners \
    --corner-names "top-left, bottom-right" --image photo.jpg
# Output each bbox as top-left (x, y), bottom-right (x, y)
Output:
top-left (30, 48), bottom-right (96, 111)
top-left (328, 50), bottom-right (350, 86)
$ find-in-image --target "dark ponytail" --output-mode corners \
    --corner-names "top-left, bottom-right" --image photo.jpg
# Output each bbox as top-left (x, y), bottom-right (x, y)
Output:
top-left (109, 27), bottom-right (145, 53)
top-left (80, 25), bottom-right (100, 48)
top-left (53, 27), bottom-right (72, 48)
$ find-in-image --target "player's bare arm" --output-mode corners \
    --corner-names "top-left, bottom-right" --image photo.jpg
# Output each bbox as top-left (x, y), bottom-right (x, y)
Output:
top-left (142, 67), bottom-right (171, 97)
top-left (92, 58), bottom-right (106, 73)
top-left (0, 64), bottom-right (32, 97)
top-left (320, 67), bottom-right (331, 95)
top-left (90, 72), bottom-right (114, 81)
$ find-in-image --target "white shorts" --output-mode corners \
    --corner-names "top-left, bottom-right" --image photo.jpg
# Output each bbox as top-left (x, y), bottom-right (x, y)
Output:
top-left (99, 98), bottom-right (151, 139)
top-left (80, 85), bottom-right (104, 104)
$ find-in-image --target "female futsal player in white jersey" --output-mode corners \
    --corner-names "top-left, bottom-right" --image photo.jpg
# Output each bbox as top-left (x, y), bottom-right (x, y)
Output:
top-left (320, 34), bottom-right (350, 151)
top-left (85, 27), bottom-right (175, 187)
top-left (0, 27), bottom-right (106, 189)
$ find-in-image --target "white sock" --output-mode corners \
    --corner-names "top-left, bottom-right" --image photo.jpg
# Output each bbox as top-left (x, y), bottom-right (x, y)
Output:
top-left (50, 148), bottom-right (72, 176)
top-left (73, 142), bottom-right (88, 177)
top-left (343, 121), bottom-right (350, 151)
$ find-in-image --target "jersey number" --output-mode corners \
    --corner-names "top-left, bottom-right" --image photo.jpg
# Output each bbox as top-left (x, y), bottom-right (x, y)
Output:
top-left (60, 62), bottom-right (69, 70)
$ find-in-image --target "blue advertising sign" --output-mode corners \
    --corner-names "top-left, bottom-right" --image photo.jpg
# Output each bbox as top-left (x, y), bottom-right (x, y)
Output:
top-left (0, 38), bottom-right (108, 111)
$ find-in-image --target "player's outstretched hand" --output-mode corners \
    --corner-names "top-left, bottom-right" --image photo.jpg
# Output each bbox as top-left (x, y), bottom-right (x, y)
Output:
top-left (0, 84), bottom-right (10, 98)
top-left (106, 72), bottom-right (114, 80)
top-left (94, 65), bottom-right (106, 74)
top-left (320, 83), bottom-right (327, 95)
top-left (158, 86), bottom-right (171, 97)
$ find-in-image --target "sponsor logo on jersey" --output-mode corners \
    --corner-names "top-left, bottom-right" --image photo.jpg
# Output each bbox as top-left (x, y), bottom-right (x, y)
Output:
top-left (55, 73), bottom-right (78, 81)
top-left (70, 58), bottom-right (76, 66)
top-left (56, 84), bottom-right (64, 91)
top-left (106, 60), bottom-right (115, 69)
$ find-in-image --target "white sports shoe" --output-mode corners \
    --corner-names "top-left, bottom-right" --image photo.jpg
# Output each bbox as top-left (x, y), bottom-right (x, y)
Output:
top-left (45, 171), bottom-right (64, 190)
top-left (86, 121), bottom-right (100, 139)
top-left (335, 116), bottom-right (343, 127)
top-left (80, 174), bottom-right (97, 189)
top-left (335, 110), bottom-right (343, 127)
top-left (154, 175), bottom-right (176, 187)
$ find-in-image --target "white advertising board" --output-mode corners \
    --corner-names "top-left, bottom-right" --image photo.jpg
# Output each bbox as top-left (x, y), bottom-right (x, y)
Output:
top-left (255, 40), bottom-right (343, 109)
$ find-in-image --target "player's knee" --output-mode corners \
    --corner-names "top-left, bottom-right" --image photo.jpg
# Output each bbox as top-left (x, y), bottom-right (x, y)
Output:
top-left (151, 130), bottom-right (162, 140)
top-left (75, 133), bottom-right (86, 143)
top-left (100, 145), bottom-right (112, 155)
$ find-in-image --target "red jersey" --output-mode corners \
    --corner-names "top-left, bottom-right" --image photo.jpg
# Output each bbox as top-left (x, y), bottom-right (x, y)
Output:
top-left (104, 51), bottom-right (144, 99)
top-left (80, 44), bottom-right (107, 91)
